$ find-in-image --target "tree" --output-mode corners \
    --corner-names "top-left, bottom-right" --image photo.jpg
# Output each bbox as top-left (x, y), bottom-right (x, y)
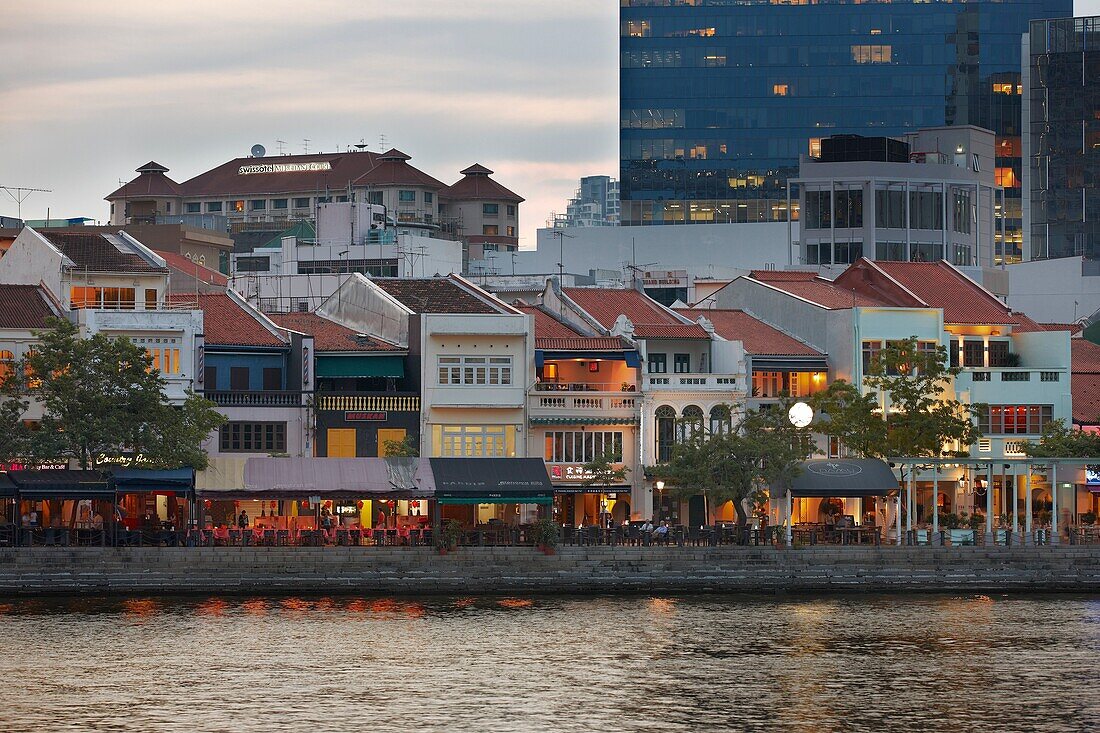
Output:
top-left (15, 318), bottom-right (224, 469)
top-left (382, 435), bottom-right (419, 457)
top-left (650, 405), bottom-right (813, 525)
top-left (1023, 419), bottom-right (1100, 458)
top-left (0, 382), bottom-right (30, 466)
top-left (812, 337), bottom-right (981, 459)
top-left (582, 448), bottom-right (630, 488)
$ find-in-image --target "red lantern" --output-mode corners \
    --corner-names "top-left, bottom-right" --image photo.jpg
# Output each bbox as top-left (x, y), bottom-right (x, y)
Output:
top-left (356, 500), bottom-right (364, 510)
top-left (203, 500), bottom-right (212, 509)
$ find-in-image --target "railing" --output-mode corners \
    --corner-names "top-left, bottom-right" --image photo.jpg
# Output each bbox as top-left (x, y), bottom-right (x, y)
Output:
top-left (206, 391), bottom-right (304, 407)
top-left (317, 393), bottom-right (420, 412)
top-left (531, 394), bottom-right (638, 411)
top-left (533, 381), bottom-right (634, 392)
top-left (644, 373), bottom-right (743, 390)
top-left (961, 368), bottom-right (1066, 385)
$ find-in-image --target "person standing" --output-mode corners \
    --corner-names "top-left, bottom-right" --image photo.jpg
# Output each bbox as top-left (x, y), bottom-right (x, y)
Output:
top-left (237, 509), bottom-right (248, 529)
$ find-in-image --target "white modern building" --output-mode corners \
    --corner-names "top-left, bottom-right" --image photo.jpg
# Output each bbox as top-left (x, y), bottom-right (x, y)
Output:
top-left (552, 175), bottom-right (621, 228)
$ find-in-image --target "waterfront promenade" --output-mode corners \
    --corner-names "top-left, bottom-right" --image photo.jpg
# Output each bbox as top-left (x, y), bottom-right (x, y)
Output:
top-left (3, 545), bottom-right (1099, 596)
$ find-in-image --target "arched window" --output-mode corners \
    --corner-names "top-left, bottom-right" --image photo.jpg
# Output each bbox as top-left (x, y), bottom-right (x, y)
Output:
top-left (710, 404), bottom-right (732, 435)
top-left (677, 405), bottom-right (704, 443)
top-left (655, 405), bottom-right (676, 462)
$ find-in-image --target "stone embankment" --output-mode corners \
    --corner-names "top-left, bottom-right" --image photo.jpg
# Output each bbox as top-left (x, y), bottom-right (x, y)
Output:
top-left (1, 546), bottom-right (1098, 596)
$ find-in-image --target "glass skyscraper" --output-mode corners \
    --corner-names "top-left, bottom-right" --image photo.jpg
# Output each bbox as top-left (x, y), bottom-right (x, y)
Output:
top-left (620, 0), bottom-right (1071, 262)
top-left (1025, 16), bottom-right (1100, 260)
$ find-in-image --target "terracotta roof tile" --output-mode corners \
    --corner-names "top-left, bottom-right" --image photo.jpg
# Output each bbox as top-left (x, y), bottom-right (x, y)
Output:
top-left (632, 323), bottom-right (710, 339)
top-left (105, 162), bottom-right (182, 199)
top-left (159, 251), bottom-right (228, 287)
top-left (442, 164), bottom-right (524, 203)
top-left (536, 337), bottom-right (631, 351)
top-left (170, 292), bottom-right (285, 348)
top-left (39, 231), bottom-right (168, 274)
top-left (678, 308), bottom-right (823, 356)
top-left (0, 284), bottom-right (61, 329)
top-left (1072, 339), bottom-right (1100, 373)
top-left (372, 277), bottom-right (505, 314)
top-left (174, 152), bottom-right (380, 197)
top-left (514, 304), bottom-right (584, 339)
top-left (861, 260), bottom-right (1018, 325)
top-left (354, 150), bottom-right (446, 189)
top-left (562, 287), bottom-right (685, 330)
top-left (749, 271), bottom-right (884, 309)
top-left (267, 312), bottom-right (400, 352)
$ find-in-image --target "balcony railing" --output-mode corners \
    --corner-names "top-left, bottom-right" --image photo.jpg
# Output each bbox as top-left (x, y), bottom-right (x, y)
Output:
top-left (317, 393), bottom-right (420, 412)
top-left (644, 373), bottom-right (743, 391)
top-left (960, 368), bottom-right (1065, 385)
top-left (533, 381), bottom-right (637, 393)
top-left (206, 391), bottom-right (304, 407)
top-left (530, 393), bottom-right (639, 412)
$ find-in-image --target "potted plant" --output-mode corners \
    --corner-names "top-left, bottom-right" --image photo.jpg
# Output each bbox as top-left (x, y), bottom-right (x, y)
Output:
top-left (436, 519), bottom-right (462, 555)
top-left (1082, 512), bottom-right (1097, 526)
top-left (531, 517), bottom-right (560, 555)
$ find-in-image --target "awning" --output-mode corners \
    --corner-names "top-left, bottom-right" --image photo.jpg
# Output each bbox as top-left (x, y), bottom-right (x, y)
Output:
top-left (553, 485), bottom-right (632, 495)
top-left (195, 457), bottom-right (248, 497)
top-left (8, 470), bottom-right (112, 499)
top-left (242, 457), bottom-right (434, 498)
top-left (431, 458), bottom-right (554, 505)
top-left (784, 459), bottom-right (900, 498)
top-left (751, 356), bottom-right (829, 372)
top-left (0, 473), bottom-right (15, 498)
top-left (110, 468), bottom-right (194, 494)
top-left (316, 355), bottom-right (404, 379)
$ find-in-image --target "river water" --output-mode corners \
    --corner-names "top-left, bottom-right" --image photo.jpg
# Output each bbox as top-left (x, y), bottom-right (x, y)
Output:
top-left (3, 593), bottom-right (1098, 732)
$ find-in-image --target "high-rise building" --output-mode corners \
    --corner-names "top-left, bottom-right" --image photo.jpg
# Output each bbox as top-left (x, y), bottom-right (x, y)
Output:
top-left (1023, 16), bottom-right (1100, 260)
top-left (552, 175), bottom-right (621, 228)
top-left (619, 0), bottom-right (1071, 262)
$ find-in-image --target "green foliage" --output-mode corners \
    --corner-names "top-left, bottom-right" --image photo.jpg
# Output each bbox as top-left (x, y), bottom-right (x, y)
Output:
top-left (650, 404), bottom-right (813, 525)
top-left (383, 435), bottom-right (420, 458)
top-left (10, 318), bottom-right (224, 469)
top-left (1022, 419), bottom-right (1100, 458)
top-left (531, 517), bottom-right (559, 548)
top-left (0, 365), bottom-right (30, 464)
top-left (582, 448), bottom-right (629, 488)
top-left (809, 380), bottom-right (888, 458)
top-left (437, 518), bottom-right (463, 550)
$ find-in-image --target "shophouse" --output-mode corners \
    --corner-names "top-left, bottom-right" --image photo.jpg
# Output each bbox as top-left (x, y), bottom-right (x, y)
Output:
top-left (0, 284), bottom-right (65, 428)
top-left (712, 260), bottom-right (1073, 525)
top-left (0, 228), bottom-right (203, 404)
top-left (538, 280), bottom-right (747, 523)
top-left (514, 301), bottom-right (642, 526)
top-left (267, 311), bottom-right (415, 459)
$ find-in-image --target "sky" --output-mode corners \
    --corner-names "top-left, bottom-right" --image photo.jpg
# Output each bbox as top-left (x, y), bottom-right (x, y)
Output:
top-left (2, 1), bottom-right (1098, 247)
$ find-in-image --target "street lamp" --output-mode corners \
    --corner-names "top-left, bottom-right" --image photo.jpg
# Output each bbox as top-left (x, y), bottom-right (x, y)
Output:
top-left (655, 480), bottom-right (665, 523)
top-left (788, 401), bottom-right (814, 428)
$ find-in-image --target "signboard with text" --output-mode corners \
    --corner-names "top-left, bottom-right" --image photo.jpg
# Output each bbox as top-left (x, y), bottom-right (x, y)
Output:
top-left (345, 411), bottom-right (387, 422)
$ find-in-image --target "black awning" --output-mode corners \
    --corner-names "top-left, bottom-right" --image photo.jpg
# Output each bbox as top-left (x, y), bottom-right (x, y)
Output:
top-left (110, 468), bottom-right (195, 494)
top-left (8, 470), bottom-right (112, 499)
top-left (751, 356), bottom-right (829, 372)
top-left (0, 473), bottom-right (15, 498)
top-left (430, 458), bottom-right (554, 505)
top-left (785, 459), bottom-right (899, 498)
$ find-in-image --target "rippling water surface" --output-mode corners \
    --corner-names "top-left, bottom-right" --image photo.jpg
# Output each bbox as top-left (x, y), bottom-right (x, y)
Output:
top-left (3, 593), bottom-right (1098, 732)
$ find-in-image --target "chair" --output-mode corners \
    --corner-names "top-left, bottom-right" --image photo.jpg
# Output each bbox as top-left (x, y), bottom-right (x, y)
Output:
top-left (372, 529), bottom-right (386, 546)
top-left (408, 529), bottom-right (421, 547)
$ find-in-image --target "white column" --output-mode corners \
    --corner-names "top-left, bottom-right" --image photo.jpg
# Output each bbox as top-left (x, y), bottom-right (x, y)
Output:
top-left (896, 491), bottom-right (902, 546)
top-left (932, 463), bottom-right (939, 542)
top-left (786, 489), bottom-right (793, 546)
top-left (906, 470), bottom-right (914, 536)
top-left (1012, 464), bottom-right (1019, 539)
top-left (1025, 466), bottom-right (1033, 544)
top-left (1051, 462), bottom-right (1058, 545)
top-left (986, 463), bottom-right (994, 539)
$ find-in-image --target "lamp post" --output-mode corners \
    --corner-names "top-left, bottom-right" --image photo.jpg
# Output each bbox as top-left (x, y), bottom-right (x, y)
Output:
top-left (655, 480), bottom-right (665, 523)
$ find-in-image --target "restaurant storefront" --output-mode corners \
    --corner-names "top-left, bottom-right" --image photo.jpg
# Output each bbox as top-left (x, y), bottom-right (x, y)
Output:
top-left (432, 458), bottom-right (554, 528)
top-left (780, 459), bottom-right (901, 542)
top-left (110, 468), bottom-right (195, 531)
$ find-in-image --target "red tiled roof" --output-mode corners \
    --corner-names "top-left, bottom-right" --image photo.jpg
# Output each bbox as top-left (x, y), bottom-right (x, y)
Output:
top-left (0, 284), bottom-right (61, 329)
top-left (514, 304), bottom-right (584, 339)
top-left (562, 287), bottom-right (685, 330)
top-left (536, 337), bottom-right (630, 351)
top-left (267, 312), bottom-right (400, 352)
top-left (678, 308), bottom-right (822, 356)
top-left (170, 292), bottom-right (285, 348)
top-left (633, 323), bottom-right (710, 339)
top-left (39, 231), bottom-right (168, 274)
top-left (1037, 322), bottom-right (1084, 334)
top-left (159, 251), bottom-right (228, 287)
top-left (353, 149), bottom-right (446, 189)
top-left (1072, 339), bottom-right (1100, 373)
top-left (860, 260), bottom-right (1018, 325)
top-left (749, 270), bottom-right (884, 309)
top-left (106, 162), bottom-right (182, 199)
top-left (1071, 340), bottom-right (1100, 425)
top-left (442, 164), bottom-right (524, 203)
top-left (372, 277), bottom-right (505, 314)
top-left (1009, 312), bottom-right (1049, 333)
top-left (174, 152), bottom-right (381, 197)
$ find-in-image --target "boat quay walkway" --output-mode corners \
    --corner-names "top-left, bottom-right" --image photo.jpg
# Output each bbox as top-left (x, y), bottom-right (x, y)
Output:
top-left (2, 545), bottom-right (1100, 596)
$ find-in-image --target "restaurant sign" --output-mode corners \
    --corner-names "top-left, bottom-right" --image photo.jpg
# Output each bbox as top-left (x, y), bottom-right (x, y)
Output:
top-left (345, 411), bottom-right (387, 422)
top-left (238, 162), bottom-right (332, 175)
top-left (550, 464), bottom-right (598, 482)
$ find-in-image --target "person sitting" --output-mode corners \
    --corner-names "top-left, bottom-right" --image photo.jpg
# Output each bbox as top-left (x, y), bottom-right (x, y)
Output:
top-left (654, 521), bottom-right (670, 545)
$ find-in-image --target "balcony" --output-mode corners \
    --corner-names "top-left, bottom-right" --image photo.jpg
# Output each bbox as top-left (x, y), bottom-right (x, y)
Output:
top-left (956, 367), bottom-right (1065, 398)
top-left (206, 391), bottom-right (305, 407)
top-left (644, 373), bottom-right (744, 392)
top-left (317, 393), bottom-right (420, 412)
top-left (529, 383), bottom-right (639, 423)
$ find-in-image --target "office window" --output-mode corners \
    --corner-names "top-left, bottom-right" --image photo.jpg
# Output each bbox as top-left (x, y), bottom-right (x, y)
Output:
top-left (293, 197), bottom-right (311, 208)
top-left (861, 340), bottom-right (883, 374)
top-left (272, 199), bottom-right (288, 210)
top-left (230, 200), bottom-right (245, 213)
top-left (336, 195), bottom-right (348, 203)
top-left (438, 355), bottom-right (512, 386)
top-left (70, 287), bottom-right (135, 310)
top-left (206, 201), bottom-right (222, 213)
top-left (851, 44), bottom-right (892, 64)
top-left (655, 405), bottom-right (675, 462)
top-left (250, 200), bottom-right (266, 211)
top-left (185, 203), bottom-right (201, 213)
top-left (145, 348), bottom-right (180, 375)
top-left (772, 84), bottom-right (788, 97)
top-left (483, 225), bottom-right (499, 236)
top-left (399, 190), bottom-right (416, 202)
top-left (977, 405), bottom-right (1053, 435)
top-left (204, 366), bottom-right (217, 389)
top-left (367, 192), bottom-right (383, 205)
top-left (950, 340), bottom-right (960, 368)
top-left (544, 431), bottom-right (624, 463)
top-left (648, 353), bottom-right (667, 374)
top-left (483, 203), bottom-right (499, 216)
top-left (676, 405), bottom-right (705, 443)
top-left (674, 353), bottom-right (691, 373)
top-left (710, 405), bottom-right (732, 435)
top-left (219, 422), bottom-right (287, 452)
top-left (753, 371), bottom-right (783, 398)
top-left (506, 226), bottom-right (516, 237)
top-left (875, 188), bottom-right (906, 229)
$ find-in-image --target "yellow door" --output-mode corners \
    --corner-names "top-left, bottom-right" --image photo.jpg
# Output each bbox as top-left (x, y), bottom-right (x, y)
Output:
top-left (327, 428), bottom-right (357, 458)
top-left (376, 428), bottom-right (407, 457)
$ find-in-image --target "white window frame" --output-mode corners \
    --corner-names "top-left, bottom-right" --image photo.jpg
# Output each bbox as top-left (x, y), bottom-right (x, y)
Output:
top-left (438, 355), bottom-right (512, 386)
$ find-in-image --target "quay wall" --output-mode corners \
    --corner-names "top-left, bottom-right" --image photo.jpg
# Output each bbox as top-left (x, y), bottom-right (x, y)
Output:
top-left (2, 546), bottom-right (1100, 596)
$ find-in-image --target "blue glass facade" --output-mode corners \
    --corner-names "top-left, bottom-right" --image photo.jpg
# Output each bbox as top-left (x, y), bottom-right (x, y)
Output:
top-left (620, 0), bottom-right (1071, 260)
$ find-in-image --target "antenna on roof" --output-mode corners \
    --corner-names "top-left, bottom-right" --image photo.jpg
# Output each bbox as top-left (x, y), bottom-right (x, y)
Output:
top-left (303, 138), bottom-right (311, 155)
top-left (276, 140), bottom-right (287, 155)
top-left (378, 133), bottom-right (386, 150)
top-left (1, 185), bottom-right (52, 220)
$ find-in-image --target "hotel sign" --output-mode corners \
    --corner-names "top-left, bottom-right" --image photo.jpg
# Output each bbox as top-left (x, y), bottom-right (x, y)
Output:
top-left (238, 162), bottom-right (332, 175)
top-left (345, 411), bottom-right (387, 422)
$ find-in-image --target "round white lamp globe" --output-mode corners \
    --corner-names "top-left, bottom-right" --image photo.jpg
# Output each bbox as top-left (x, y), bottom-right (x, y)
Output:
top-left (788, 401), bottom-right (814, 428)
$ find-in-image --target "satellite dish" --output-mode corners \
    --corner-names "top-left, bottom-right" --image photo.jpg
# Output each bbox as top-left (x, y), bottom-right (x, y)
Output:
top-left (251, 144), bottom-right (266, 158)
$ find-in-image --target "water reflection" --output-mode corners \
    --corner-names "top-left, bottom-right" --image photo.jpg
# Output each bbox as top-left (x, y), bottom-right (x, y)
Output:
top-left (1, 594), bottom-right (1098, 732)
